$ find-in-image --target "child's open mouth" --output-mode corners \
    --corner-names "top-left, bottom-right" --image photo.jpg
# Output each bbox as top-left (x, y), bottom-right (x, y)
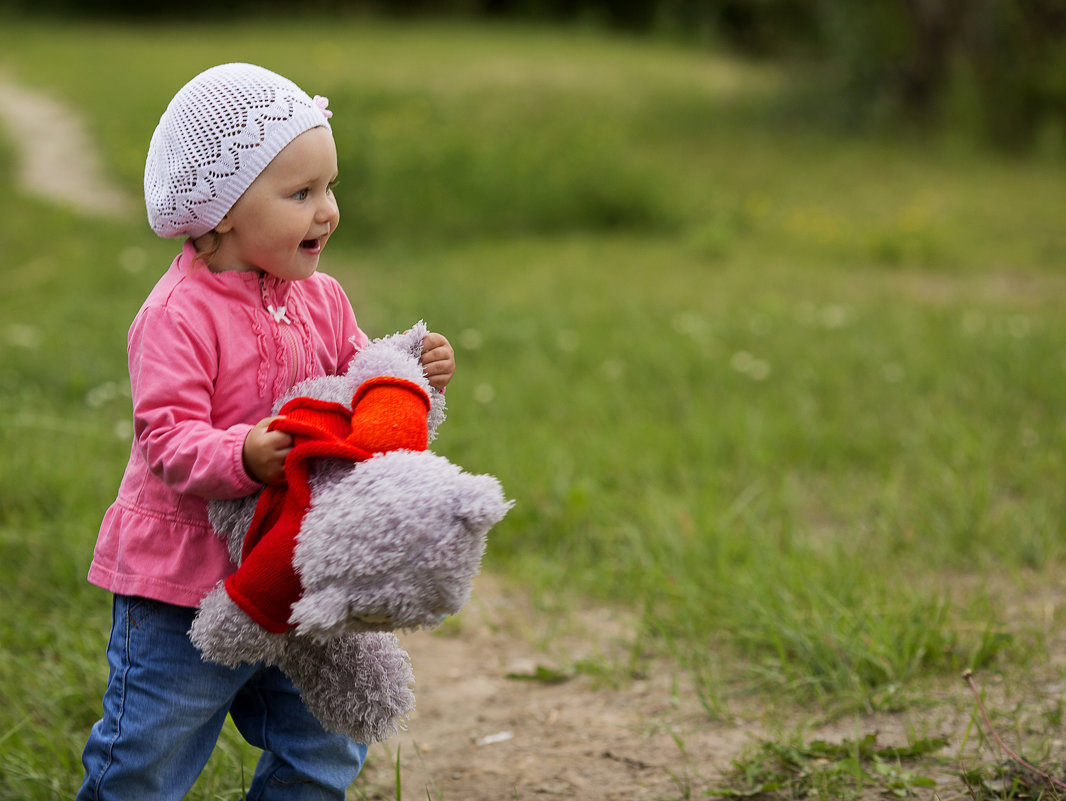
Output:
top-left (300, 238), bottom-right (322, 254)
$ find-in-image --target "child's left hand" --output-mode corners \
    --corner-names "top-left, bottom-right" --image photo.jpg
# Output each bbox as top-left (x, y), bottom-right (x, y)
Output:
top-left (420, 332), bottom-right (455, 391)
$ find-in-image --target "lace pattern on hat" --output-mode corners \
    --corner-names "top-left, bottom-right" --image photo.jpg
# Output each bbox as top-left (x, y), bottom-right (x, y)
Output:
top-left (145, 63), bottom-right (332, 239)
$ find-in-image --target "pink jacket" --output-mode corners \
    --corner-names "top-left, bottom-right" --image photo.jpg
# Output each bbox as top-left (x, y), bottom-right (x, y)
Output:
top-left (88, 240), bottom-right (368, 607)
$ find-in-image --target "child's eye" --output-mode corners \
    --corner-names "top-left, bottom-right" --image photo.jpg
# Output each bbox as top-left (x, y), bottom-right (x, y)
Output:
top-left (293, 188), bottom-right (309, 201)
top-left (327, 179), bottom-right (339, 194)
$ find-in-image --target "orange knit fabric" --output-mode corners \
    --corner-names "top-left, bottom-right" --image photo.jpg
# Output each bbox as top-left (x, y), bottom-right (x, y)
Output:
top-left (348, 376), bottom-right (430, 454)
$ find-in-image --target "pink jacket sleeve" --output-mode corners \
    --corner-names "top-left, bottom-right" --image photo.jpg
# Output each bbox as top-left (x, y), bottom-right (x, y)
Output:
top-left (129, 305), bottom-right (262, 500)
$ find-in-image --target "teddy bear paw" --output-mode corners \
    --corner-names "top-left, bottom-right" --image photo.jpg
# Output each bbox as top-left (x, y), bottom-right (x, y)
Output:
top-left (189, 583), bottom-right (287, 667)
top-left (280, 631), bottom-right (415, 744)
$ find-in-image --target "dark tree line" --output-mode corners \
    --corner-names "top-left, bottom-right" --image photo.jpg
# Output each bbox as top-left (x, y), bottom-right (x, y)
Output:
top-left (15, 0), bottom-right (1066, 148)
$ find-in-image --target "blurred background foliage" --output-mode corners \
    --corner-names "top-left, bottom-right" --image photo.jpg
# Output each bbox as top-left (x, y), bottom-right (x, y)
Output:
top-left (2, 8), bottom-right (1066, 793)
top-left (6, 0), bottom-right (1066, 152)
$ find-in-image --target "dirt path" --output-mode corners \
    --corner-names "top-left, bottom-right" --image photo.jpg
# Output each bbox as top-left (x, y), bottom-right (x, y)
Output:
top-left (358, 576), bottom-right (743, 800)
top-left (358, 573), bottom-right (1066, 801)
top-left (0, 72), bottom-right (132, 217)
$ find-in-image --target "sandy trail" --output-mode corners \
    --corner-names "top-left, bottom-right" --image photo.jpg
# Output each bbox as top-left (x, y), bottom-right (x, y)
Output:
top-left (359, 576), bottom-right (738, 800)
top-left (0, 72), bottom-right (132, 217)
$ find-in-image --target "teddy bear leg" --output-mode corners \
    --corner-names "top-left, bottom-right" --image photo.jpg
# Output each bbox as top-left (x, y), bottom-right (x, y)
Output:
top-left (189, 583), bottom-right (287, 667)
top-left (278, 631), bottom-right (415, 745)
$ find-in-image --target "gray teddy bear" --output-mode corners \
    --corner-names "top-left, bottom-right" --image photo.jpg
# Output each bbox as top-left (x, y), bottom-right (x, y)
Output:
top-left (188, 322), bottom-right (512, 743)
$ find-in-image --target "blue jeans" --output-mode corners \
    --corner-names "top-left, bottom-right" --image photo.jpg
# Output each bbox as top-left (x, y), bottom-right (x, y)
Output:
top-left (77, 595), bottom-right (367, 800)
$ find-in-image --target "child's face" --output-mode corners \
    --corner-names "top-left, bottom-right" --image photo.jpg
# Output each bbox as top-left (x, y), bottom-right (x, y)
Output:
top-left (212, 126), bottom-right (340, 279)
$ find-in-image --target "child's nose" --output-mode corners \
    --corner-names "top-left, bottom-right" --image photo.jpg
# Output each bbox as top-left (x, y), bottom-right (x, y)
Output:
top-left (317, 194), bottom-right (340, 227)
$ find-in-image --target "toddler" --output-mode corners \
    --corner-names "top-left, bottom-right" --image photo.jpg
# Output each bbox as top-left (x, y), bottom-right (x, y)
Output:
top-left (76, 62), bottom-right (455, 800)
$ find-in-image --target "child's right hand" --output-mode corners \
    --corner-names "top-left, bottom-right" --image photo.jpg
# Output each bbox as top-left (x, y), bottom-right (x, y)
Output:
top-left (242, 417), bottom-right (293, 484)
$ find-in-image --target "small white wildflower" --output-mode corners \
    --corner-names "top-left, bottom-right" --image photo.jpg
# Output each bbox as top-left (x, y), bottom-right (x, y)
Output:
top-left (119, 246), bottom-right (147, 274)
top-left (87, 381), bottom-right (119, 408)
top-left (671, 311), bottom-right (708, 338)
top-left (747, 359), bottom-right (771, 381)
top-left (6, 323), bottom-right (40, 349)
top-left (601, 358), bottom-right (626, 381)
top-left (820, 304), bottom-right (853, 329)
top-left (882, 363), bottom-right (905, 383)
top-left (731, 351), bottom-right (771, 380)
top-left (555, 330), bottom-right (578, 353)
top-left (473, 383), bottom-right (496, 404)
top-left (87, 381), bottom-right (130, 408)
top-left (731, 351), bottom-right (755, 372)
top-left (458, 328), bottom-right (482, 350)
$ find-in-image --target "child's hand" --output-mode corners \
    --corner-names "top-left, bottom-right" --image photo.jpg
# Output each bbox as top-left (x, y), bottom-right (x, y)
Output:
top-left (421, 332), bottom-right (456, 391)
top-left (243, 417), bottom-right (293, 484)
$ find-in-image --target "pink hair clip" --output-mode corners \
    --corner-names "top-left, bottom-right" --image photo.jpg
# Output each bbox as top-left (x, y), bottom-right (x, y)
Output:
top-left (313, 95), bottom-right (333, 120)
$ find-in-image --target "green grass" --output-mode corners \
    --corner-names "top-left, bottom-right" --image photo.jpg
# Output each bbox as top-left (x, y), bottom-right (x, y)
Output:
top-left (709, 732), bottom-right (950, 799)
top-left (1, 14), bottom-right (1065, 800)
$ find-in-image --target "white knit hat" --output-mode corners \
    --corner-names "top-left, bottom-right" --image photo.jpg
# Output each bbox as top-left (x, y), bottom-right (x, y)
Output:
top-left (144, 63), bottom-right (333, 239)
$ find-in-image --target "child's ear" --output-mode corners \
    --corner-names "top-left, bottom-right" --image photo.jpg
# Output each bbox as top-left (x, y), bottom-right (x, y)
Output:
top-left (215, 215), bottom-right (234, 234)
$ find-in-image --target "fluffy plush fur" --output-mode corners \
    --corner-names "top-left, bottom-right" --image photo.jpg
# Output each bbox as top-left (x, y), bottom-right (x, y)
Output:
top-left (189, 323), bottom-right (512, 743)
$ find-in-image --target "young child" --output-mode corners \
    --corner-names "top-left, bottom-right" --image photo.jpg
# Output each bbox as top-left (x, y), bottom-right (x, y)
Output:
top-left (76, 62), bottom-right (455, 800)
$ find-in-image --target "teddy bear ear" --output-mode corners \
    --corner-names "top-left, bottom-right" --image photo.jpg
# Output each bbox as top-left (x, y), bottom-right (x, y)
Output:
top-left (367, 321), bottom-right (428, 357)
top-left (388, 320), bottom-right (428, 358)
top-left (454, 474), bottom-right (514, 531)
top-left (405, 321), bottom-right (428, 358)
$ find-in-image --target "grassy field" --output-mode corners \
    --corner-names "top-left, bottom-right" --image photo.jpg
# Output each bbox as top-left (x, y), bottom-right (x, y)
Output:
top-left (1, 14), bottom-right (1065, 799)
